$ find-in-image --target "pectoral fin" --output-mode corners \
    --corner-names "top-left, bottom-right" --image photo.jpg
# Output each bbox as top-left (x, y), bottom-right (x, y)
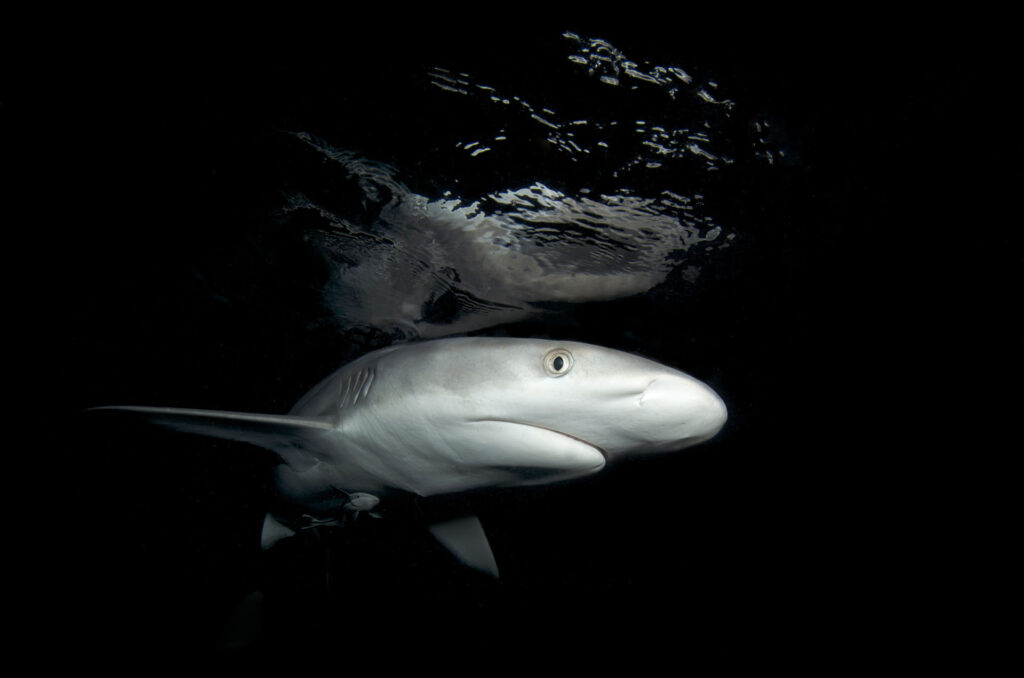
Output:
top-left (88, 406), bottom-right (334, 453)
top-left (260, 513), bottom-right (297, 550)
top-left (427, 515), bottom-right (499, 579)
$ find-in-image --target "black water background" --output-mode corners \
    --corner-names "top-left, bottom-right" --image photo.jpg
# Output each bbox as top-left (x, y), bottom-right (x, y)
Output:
top-left (14, 26), bottom-right (1010, 666)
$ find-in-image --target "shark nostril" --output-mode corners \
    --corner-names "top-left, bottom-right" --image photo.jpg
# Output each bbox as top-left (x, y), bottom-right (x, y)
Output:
top-left (638, 378), bottom-right (658, 407)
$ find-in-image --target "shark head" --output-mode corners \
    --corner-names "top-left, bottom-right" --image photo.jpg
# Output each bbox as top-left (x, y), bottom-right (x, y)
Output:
top-left (346, 338), bottom-right (728, 493)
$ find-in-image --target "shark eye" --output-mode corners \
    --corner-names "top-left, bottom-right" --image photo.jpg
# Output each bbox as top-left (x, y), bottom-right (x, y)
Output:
top-left (543, 348), bottom-right (574, 377)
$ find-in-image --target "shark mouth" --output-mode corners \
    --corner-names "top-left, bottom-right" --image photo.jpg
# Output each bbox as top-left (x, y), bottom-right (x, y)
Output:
top-left (474, 418), bottom-right (608, 473)
top-left (533, 425), bottom-right (609, 464)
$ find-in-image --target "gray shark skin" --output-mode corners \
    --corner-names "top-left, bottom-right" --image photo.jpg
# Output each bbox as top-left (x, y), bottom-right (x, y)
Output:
top-left (93, 337), bottom-right (727, 577)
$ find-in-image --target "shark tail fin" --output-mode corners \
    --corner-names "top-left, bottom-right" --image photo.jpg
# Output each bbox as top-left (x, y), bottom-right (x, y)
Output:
top-left (87, 406), bottom-right (335, 452)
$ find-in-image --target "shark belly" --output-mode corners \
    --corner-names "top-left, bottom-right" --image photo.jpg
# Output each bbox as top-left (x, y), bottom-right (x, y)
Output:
top-left (301, 415), bottom-right (607, 501)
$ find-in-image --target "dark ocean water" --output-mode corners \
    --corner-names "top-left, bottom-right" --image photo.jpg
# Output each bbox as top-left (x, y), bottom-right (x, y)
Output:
top-left (18, 25), bottom-right (1005, 667)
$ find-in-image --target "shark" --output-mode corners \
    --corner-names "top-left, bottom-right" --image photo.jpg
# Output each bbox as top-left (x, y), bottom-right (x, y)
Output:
top-left (94, 337), bottom-right (727, 577)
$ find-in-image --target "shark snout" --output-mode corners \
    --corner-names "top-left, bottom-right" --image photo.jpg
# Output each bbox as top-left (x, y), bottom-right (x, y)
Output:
top-left (638, 374), bottom-right (728, 450)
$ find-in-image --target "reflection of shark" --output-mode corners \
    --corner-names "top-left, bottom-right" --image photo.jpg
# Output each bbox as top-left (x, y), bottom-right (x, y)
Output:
top-left (287, 133), bottom-right (726, 339)
top-left (94, 337), bottom-right (726, 577)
